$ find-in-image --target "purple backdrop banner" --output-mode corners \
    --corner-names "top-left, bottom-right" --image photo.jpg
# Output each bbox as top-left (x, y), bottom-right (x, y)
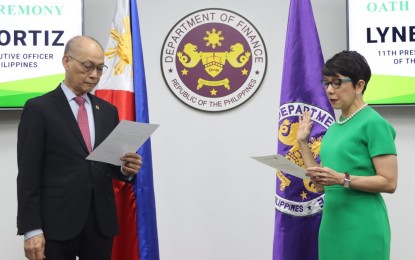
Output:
top-left (273, 0), bottom-right (335, 259)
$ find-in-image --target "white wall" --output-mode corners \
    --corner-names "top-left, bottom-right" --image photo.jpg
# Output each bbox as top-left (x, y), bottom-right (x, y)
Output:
top-left (2, 0), bottom-right (414, 259)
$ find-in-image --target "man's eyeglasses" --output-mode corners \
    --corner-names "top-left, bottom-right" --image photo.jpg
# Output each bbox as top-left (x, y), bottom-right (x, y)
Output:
top-left (67, 55), bottom-right (107, 75)
top-left (321, 78), bottom-right (352, 89)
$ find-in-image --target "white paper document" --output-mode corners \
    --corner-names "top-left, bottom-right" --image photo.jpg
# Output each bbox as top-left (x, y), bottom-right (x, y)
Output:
top-left (86, 120), bottom-right (159, 166)
top-left (252, 154), bottom-right (308, 179)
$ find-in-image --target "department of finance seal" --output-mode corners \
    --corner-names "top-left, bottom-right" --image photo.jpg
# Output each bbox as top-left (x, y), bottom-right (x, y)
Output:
top-left (161, 8), bottom-right (267, 112)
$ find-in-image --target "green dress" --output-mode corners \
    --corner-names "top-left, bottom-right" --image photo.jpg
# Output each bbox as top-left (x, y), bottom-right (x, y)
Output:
top-left (319, 107), bottom-right (396, 260)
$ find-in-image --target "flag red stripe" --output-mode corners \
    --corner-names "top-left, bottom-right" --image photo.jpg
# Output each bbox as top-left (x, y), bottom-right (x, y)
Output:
top-left (95, 89), bottom-right (140, 260)
top-left (112, 179), bottom-right (140, 260)
top-left (95, 89), bottom-right (135, 121)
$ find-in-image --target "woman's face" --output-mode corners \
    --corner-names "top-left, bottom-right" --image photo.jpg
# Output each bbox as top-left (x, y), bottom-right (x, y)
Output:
top-left (323, 74), bottom-right (357, 111)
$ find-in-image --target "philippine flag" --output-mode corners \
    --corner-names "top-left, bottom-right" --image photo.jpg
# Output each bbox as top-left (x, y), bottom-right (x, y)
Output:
top-left (95, 0), bottom-right (159, 259)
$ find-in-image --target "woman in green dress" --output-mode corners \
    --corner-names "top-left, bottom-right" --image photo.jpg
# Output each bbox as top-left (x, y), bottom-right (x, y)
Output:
top-left (297, 50), bottom-right (398, 260)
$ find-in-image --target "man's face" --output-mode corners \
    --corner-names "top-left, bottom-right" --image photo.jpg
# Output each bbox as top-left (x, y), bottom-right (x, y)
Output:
top-left (63, 39), bottom-right (105, 96)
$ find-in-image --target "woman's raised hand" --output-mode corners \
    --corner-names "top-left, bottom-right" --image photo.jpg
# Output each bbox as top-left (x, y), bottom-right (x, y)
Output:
top-left (297, 111), bottom-right (313, 143)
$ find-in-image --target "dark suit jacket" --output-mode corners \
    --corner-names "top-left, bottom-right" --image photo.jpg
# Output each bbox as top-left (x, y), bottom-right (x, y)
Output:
top-left (17, 85), bottom-right (126, 240)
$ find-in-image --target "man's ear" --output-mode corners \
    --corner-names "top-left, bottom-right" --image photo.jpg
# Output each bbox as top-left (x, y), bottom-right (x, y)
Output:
top-left (62, 55), bottom-right (70, 71)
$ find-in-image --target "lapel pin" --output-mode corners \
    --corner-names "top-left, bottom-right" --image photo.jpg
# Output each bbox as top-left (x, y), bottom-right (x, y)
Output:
top-left (95, 105), bottom-right (100, 110)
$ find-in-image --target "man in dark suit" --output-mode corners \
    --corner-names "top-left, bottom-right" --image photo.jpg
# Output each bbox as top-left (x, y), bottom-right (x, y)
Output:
top-left (17, 35), bottom-right (142, 260)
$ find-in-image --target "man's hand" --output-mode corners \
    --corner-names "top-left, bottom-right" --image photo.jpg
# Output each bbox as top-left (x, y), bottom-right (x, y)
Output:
top-left (121, 152), bottom-right (142, 176)
top-left (24, 234), bottom-right (45, 260)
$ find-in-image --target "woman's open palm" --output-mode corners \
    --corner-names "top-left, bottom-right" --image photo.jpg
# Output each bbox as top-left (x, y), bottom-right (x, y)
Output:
top-left (297, 111), bottom-right (313, 143)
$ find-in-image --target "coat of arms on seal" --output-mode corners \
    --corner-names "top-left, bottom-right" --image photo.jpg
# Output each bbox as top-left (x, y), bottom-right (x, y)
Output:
top-left (161, 8), bottom-right (267, 112)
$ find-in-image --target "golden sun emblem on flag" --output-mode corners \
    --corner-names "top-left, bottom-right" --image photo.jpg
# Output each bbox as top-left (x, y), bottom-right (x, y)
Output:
top-left (105, 16), bottom-right (133, 76)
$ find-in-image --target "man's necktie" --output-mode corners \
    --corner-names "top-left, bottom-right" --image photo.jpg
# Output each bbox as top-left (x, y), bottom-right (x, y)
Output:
top-left (74, 96), bottom-right (92, 153)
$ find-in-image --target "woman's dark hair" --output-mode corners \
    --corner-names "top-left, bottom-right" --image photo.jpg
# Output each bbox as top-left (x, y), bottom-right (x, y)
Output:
top-left (322, 50), bottom-right (371, 94)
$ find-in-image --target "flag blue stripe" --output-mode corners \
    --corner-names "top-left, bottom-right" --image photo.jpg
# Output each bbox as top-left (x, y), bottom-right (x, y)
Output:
top-left (130, 0), bottom-right (160, 259)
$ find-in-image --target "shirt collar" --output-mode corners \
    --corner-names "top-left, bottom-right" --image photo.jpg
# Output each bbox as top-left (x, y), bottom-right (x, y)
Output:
top-left (60, 82), bottom-right (91, 104)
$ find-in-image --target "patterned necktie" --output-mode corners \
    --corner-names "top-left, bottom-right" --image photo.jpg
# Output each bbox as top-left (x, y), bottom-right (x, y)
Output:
top-left (74, 96), bottom-right (92, 153)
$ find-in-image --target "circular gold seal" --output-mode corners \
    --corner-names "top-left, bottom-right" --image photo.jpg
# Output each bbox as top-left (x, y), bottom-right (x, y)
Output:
top-left (161, 8), bottom-right (267, 112)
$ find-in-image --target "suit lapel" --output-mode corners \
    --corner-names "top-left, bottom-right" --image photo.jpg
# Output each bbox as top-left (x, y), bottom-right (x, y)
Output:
top-left (88, 93), bottom-right (104, 149)
top-left (52, 86), bottom-right (90, 154)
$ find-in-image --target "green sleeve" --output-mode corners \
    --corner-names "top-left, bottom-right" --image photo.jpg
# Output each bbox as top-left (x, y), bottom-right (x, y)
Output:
top-left (364, 116), bottom-right (397, 157)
